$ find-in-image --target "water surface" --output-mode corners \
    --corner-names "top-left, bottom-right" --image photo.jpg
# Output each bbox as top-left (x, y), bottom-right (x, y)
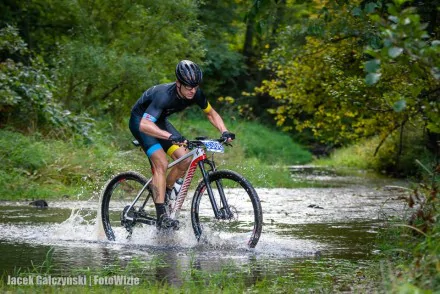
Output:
top-left (0, 170), bottom-right (409, 288)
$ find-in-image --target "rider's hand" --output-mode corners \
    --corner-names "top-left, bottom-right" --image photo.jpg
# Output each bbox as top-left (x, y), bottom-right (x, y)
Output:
top-left (169, 134), bottom-right (187, 145)
top-left (221, 131), bottom-right (235, 142)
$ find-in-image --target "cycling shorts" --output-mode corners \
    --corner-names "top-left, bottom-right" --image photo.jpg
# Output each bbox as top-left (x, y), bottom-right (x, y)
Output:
top-left (129, 115), bottom-right (181, 158)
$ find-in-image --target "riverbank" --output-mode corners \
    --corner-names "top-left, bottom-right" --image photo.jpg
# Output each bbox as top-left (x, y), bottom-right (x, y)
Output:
top-left (0, 119), bottom-right (314, 201)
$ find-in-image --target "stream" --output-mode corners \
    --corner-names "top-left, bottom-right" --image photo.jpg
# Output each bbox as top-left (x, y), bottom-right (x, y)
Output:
top-left (0, 168), bottom-right (410, 290)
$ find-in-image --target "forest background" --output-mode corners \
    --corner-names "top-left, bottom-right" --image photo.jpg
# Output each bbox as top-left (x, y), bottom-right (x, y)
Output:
top-left (1, 0), bottom-right (439, 292)
top-left (0, 0), bottom-right (439, 197)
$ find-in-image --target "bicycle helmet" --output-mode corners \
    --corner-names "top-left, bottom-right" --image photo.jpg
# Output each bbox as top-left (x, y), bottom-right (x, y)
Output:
top-left (175, 60), bottom-right (203, 87)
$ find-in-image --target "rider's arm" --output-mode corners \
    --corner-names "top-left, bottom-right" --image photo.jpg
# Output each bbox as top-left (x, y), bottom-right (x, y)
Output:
top-left (139, 91), bottom-right (172, 139)
top-left (139, 118), bottom-right (172, 139)
top-left (204, 107), bottom-right (228, 134)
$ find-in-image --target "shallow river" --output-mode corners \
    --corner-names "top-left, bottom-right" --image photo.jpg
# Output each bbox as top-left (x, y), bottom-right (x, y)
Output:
top-left (0, 169), bottom-right (409, 289)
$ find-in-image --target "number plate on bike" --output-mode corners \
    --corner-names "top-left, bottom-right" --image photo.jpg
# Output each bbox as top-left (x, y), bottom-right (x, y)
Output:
top-left (201, 140), bottom-right (224, 153)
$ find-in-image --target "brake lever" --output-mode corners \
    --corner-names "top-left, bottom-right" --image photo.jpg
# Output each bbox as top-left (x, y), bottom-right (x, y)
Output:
top-left (219, 137), bottom-right (233, 147)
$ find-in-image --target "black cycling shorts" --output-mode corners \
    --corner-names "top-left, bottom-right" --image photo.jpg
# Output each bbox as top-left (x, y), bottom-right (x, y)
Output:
top-left (129, 115), bottom-right (181, 158)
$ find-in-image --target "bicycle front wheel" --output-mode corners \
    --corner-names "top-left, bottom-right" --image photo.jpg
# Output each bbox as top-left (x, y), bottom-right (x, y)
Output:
top-left (191, 170), bottom-right (263, 248)
top-left (101, 171), bottom-right (156, 241)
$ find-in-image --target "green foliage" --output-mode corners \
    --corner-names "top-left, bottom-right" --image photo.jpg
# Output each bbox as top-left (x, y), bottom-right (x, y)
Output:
top-left (376, 164), bottom-right (439, 292)
top-left (169, 113), bottom-right (312, 165)
top-left (0, 25), bottom-right (55, 126)
top-left (0, 128), bottom-right (147, 199)
top-left (256, 0), bottom-right (439, 175)
top-left (0, 115), bottom-right (314, 199)
top-left (234, 121), bottom-right (312, 164)
top-left (0, 130), bottom-right (53, 171)
top-left (316, 123), bottom-right (435, 177)
top-left (1, 0), bottom-right (205, 121)
top-left (198, 1), bottom-right (247, 99)
top-left (48, 0), bottom-right (205, 117)
top-left (0, 25), bottom-right (93, 137)
top-left (364, 1), bottom-right (440, 135)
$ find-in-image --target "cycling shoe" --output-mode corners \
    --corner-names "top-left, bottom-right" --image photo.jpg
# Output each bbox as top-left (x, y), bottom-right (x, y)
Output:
top-left (156, 215), bottom-right (179, 231)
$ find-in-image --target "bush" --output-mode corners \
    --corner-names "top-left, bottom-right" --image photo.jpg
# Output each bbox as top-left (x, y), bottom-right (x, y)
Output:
top-left (169, 112), bottom-right (313, 165)
top-left (316, 124), bottom-right (436, 178)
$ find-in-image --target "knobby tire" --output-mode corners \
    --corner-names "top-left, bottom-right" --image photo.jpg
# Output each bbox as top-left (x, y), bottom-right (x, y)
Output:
top-left (191, 170), bottom-right (263, 248)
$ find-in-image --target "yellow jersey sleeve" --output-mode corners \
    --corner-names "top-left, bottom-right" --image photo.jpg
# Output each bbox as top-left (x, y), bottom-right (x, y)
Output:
top-left (202, 102), bottom-right (212, 114)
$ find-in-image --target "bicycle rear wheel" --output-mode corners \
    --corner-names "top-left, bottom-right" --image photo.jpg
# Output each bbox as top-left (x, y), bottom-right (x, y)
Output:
top-left (100, 171), bottom-right (156, 241)
top-left (191, 170), bottom-right (263, 248)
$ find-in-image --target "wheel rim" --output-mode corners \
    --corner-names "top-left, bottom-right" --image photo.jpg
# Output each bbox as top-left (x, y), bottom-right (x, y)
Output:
top-left (102, 174), bottom-right (154, 241)
top-left (193, 175), bottom-right (261, 248)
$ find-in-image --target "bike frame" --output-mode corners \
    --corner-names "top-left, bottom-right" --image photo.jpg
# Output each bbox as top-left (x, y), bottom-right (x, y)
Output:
top-left (124, 143), bottom-right (230, 222)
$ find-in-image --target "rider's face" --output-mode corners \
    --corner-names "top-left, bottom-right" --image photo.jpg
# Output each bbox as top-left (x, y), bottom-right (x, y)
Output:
top-left (177, 81), bottom-right (198, 99)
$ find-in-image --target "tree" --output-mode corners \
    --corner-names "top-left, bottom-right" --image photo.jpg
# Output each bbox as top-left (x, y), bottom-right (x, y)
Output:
top-left (0, 25), bottom-right (91, 136)
top-left (1, 0), bottom-right (206, 118)
top-left (257, 0), bottom-right (439, 154)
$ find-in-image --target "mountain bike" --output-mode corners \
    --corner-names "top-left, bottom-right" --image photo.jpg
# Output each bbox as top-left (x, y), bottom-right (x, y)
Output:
top-left (100, 137), bottom-right (263, 248)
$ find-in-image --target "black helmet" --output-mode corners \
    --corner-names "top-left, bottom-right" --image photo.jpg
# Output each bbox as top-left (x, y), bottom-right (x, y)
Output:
top-left (175, 60), bottom-right (203, 87)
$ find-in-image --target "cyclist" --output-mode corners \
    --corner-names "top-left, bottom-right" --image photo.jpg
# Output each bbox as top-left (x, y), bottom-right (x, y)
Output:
top-left (129, 60), bottom-right (235, 230)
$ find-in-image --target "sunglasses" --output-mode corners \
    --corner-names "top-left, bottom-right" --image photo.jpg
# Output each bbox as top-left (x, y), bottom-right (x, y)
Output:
top-left (182, 84), bottom-right (198, 91)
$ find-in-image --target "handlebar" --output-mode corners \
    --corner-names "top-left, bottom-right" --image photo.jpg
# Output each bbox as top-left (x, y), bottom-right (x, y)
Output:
top-left (186, 137), bottom-right (232, 150)
top-left (132, 137), bottom-right (232, 149)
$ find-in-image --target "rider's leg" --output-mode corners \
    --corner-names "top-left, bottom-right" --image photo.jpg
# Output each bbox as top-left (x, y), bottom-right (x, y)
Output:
top-left (149, 148), bottom-right (180, 230)
top-left (166, 146), bottom-right (191, 189)
top-left (129, 115), bottom-right (179, 229)
top-left (148, 149), bottom-right (168, 204)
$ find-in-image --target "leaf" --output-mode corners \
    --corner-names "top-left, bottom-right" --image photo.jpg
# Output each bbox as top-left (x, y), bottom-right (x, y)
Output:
top-left (388, 15), bottom-right (399, 23)
top-left (384, 39), bottom-right (393, 48)
top-left (393, 99), bottom-right (406, 112)
top-left (394, 0), bottom-right (411, 7)
top-left (366, 73), bottom-right (381, 85)
top-left (364, 3), bottom-right (377, 14)
top-left (351, 7), bottom-right (362, 17)
top-left (430, 67), bottom-right (440, 80)
top-left (364, 59), bottom-right (381, 73)
top-left (388, 47), bottom-right (403, 58)
top-left (387, 4), bottom-right (398, 15)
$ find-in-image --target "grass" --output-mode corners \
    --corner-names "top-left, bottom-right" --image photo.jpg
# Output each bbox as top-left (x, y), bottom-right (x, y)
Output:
top-left (169, 113), bottom-right (312, 165)
top-left (314, 129), bottom-right (435, 178)
top-left (0, 116), bottom-right (313, 200)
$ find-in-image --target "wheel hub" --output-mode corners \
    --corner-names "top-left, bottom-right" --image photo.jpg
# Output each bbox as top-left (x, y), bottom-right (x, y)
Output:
top-left (219, 206), bottom-right (237, 220)
top-left (121, 205), bottom-right (136, 231)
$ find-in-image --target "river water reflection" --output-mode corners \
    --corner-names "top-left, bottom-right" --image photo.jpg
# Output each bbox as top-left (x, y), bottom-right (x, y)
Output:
top-left (0, 169), bottom-right (409, 289)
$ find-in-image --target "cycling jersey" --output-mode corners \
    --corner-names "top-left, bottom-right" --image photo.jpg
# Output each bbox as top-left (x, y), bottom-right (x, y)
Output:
top-left (131, 83), bottom-right (211, 121)
top-left (129, 82), bottom-right (212, 157)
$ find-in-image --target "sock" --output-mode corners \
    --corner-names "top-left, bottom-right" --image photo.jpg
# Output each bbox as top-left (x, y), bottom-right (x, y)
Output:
top-left (155, 203), bottom-right (167, 220)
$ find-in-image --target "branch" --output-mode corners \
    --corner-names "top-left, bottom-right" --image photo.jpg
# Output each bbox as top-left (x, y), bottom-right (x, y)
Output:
top-left (374, 123), bottom-right (401, 156)
top-left (99, 83), bottom-right (122, 101)
top-left (374, 115), bottom-right (409, 156)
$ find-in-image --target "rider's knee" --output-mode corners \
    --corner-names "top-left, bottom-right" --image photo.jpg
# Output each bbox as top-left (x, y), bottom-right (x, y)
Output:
top-left (155, 162), bottom-right (168, 175)
top-left (151, 156), bottom-right (168, 175)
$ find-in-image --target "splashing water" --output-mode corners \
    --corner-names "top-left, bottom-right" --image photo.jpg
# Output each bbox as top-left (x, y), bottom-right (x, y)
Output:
top-left (0, 173), bottom-right (409, 283)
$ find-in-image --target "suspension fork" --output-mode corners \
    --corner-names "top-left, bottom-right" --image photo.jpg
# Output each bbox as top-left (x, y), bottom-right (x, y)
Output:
top-left (198, 161), bottom-right (233, 219)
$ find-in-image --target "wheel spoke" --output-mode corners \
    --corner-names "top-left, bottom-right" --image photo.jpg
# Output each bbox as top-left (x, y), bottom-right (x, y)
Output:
top-left (191, 170), bottom-right (262, 248)
top-left (101, 172), bottom-right (155, 241)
